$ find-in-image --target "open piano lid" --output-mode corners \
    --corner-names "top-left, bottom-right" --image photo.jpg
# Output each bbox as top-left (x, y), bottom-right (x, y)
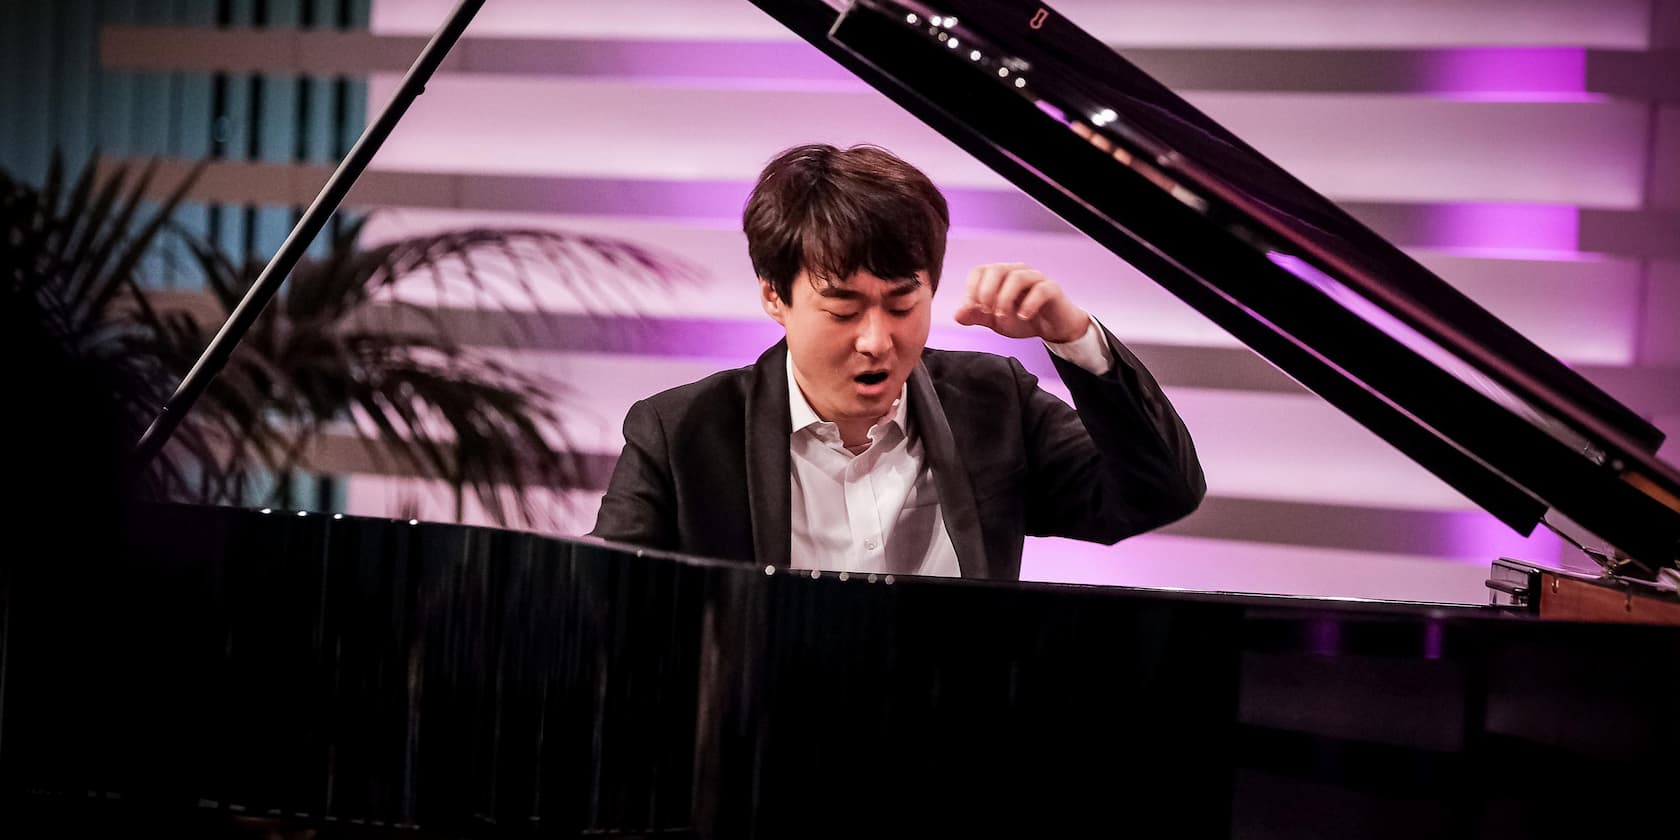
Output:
top-left (750, 0), bottom-right (1680, 579)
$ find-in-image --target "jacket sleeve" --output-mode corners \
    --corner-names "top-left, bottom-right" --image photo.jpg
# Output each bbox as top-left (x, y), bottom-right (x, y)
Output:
top-left (587, 398), bottom-right (677, 550)
top-left (1020, 324), bottom-right (1206, 543)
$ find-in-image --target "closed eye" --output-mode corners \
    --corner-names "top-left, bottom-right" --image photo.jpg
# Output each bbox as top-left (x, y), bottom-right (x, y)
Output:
top-left (825, 310), bottom-right (860, 321)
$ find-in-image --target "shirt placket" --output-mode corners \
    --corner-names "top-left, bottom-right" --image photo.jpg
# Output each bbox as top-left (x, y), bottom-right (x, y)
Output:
top-left (843, 446), bottom-right (886, 571)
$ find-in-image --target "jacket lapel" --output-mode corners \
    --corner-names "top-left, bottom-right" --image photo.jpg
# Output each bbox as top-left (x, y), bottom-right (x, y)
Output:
top-left (744, 341), bottom-right (792, 567)
top-left (908, 361), bottom-right (990, 579)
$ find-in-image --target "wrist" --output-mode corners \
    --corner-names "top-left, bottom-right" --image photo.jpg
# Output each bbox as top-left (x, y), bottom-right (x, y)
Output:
top-left (1045, 311), bottom-right (1092, 344)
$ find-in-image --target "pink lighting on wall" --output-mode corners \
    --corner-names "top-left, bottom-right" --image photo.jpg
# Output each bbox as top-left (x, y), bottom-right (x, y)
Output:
top-left (1416, 48), bottom-right (1589, 98)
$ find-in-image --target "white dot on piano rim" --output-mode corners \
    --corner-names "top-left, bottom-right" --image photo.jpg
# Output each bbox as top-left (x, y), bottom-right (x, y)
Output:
top-left (333, 513), bottom-right (343, 520)
top-left (944, 16), bottom-right (957, 27)
top-left (1015, 77), bottom-right (1026, 88)
top-left (998, 67), bottom-right (1009, 77)
top-left (260, 508), bottom-right (272, 514)
top-left (937, 31), bottom-right (947, 41)
top-left (764, 565), bottom-right (775, 575)
top-left (970, 50), bottom-right (981, 60)
top-left (409, 518), bottom-right (418, 526)
top-left (948, 37), bottom-right (960, 48)
top-left (839, 571), bottom-right (849, 581)
top-left (884, 575), bottom-right (895, 585)
top-left (929, 15), bottom-right (942, 26)
top-left (810, 569), bottom-right (820, 579)
top-left (297, 510), bottom-right (307, 517)
top-left (906, 13), bottom-right (917, 24)
top-left (868, 573), bottom-right (879, 583)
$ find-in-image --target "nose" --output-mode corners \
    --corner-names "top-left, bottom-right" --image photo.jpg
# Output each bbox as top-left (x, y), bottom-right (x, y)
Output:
top-left (855, 308), bottom-right (892, 358)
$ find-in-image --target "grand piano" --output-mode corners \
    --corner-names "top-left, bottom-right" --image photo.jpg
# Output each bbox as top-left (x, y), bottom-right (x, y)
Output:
top-left (4, 1), bottom-right (1678, 837)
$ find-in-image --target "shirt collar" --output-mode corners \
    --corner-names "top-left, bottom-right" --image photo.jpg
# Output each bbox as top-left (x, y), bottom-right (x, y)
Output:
top-left (786, 351), bottom-right (908, 437)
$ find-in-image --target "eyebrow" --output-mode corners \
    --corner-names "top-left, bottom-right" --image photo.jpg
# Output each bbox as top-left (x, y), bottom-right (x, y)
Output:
top-left (817, 279), bottom-right (924, 300)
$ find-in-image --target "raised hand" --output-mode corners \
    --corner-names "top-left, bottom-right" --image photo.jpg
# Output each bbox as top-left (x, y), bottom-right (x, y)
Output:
top-left (953, 262), bottom-right (1089, 343)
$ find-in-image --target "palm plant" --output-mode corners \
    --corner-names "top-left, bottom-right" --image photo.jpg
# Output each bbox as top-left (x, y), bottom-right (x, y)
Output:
top-left (4, 152), bottom-right (699, 531)
top-left (3, 153), bottom-right (218, 504)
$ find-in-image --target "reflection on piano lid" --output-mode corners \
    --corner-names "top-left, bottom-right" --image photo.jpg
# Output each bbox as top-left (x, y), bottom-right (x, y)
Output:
top-left (748, 0), bottom-right (1680, 579)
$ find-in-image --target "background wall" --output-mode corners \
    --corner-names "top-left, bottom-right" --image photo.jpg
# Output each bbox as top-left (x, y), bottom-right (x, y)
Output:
top-left (16, 0), bottom-right (1679, 602)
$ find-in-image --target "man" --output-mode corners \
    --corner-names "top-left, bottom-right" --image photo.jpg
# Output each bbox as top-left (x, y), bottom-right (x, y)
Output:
top-left (590, 144), bottom-right (1203, 580)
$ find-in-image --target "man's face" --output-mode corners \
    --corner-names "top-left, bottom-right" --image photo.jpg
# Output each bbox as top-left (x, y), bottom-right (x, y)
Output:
top-left (762, 269), bottom-right (933, 426)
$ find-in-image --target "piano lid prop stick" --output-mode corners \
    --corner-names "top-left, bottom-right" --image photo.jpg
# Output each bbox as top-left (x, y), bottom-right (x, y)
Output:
top-left (130, 0), bottom-right (489, 474)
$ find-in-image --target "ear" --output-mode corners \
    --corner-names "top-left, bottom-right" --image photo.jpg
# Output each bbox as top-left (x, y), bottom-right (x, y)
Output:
top-left (760, 278), bottom-right (787, 326)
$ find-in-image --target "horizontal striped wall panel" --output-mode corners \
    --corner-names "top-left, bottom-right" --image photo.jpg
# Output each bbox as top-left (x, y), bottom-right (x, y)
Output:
top-left (221, 338), bottom-right (1598, 515)
top-left (98, 27), bottom-right (1680, 101)
top-left (117, 189), bottom-right (1658, 366)
top-left (356, 75), bottom-right (1652, 207)
top-left (368, 0), bottom-right (1656, 50)
top-left (108, 154), bottom-right (1680, 260)
top-left (142, 287), bottom-right (1680, 421)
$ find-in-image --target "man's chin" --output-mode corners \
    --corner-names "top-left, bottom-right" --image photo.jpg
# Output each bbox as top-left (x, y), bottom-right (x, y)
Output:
top-left (832, 392), bottom-right (895, 420)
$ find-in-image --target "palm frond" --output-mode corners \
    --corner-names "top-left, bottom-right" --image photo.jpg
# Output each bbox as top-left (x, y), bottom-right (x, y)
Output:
top-left (152, 210), bottom-right (700, 528)
top-left (1, 153), bottom-right (222, 504)
top-left (11, 151), bottom-right (698, 530)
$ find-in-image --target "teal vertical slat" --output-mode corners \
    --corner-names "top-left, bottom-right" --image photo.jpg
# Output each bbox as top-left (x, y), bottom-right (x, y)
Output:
top-left (98, 1), bottom-right (139, 159)
top-left (126, 1), bottom-right (178, 289)
top-left (54, 0), bottom-right (98, 174)
top-left (128, 1), bottom-right (170, 158)
top-left (177, 0), bottom-right (218, 27)
top-left (215, 92), bottom-right (251, 262)
top-left (0, 0), bottom-right (25, 175)
top-left (254, 0), bottom-right (302, 262)
top-left (13, 3), bottom-right (54, 183)
top-left (302, 70), bottom-right (335, 258)
top-left (244, 468), bottom-right (279, 509)
top-left (170, 0), bottom-right (218, 291)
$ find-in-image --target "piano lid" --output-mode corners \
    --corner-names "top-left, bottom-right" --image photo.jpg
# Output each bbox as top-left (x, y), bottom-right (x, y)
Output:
top-left (750, 0), bottom-right (1680, 577)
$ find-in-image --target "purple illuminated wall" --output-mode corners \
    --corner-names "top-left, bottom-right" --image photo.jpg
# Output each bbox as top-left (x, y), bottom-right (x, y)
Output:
top-left (330, 0), bottom-right (1680, 602)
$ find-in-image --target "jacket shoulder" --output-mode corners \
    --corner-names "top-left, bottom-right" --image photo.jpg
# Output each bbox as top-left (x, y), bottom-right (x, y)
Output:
top-left (921, 347), bottom-right (1031, 393)
top-left (635, 364), bottom-right (754, 423)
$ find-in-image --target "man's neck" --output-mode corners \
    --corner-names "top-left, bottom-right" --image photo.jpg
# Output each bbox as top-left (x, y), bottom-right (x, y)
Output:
top-left (837, 421), bottom-right (876, 452)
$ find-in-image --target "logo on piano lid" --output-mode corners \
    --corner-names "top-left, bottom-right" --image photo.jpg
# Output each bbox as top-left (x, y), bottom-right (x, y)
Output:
top-left (1029, 8), bottom-right (1048, 29)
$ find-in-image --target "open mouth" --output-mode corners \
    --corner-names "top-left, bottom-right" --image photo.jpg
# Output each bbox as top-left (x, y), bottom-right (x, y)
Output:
top-left (854, 371), bottom-right (889, 386)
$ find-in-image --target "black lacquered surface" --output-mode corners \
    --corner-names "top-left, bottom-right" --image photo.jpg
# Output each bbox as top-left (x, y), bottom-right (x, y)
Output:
top-left (4, 504), bottom-right (1678, 838)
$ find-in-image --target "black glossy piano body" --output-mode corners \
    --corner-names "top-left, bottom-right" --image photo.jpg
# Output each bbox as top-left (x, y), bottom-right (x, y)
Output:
top-left (3, 504), bottom-right (1676, 838)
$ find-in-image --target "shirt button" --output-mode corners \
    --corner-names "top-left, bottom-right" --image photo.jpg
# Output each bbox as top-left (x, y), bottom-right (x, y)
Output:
top-left (864, 539), bottom-right (877, 551)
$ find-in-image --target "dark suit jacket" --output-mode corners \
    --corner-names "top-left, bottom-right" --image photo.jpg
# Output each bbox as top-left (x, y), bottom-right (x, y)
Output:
top-left (589, 327), bottom-right (1205, 580)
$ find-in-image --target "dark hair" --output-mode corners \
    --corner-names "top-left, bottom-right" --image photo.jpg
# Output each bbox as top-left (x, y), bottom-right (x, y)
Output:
top-left (743, 144), bottom-right (949, 304)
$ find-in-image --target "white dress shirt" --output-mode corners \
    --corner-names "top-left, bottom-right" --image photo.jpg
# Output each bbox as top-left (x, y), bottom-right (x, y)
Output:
top-left (787, 316), bottom-right (1115, 576)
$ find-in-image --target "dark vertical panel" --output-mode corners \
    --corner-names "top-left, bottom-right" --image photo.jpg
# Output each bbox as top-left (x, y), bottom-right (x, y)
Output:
top-left (213, 0), bottom-right (254, 263)
top-left (0, 1), bottom-right (21, 173)
top-left (299, 0), bottom-right (339, 257)
top-left (12, 2), bottom-right (54, 182)
top-left (54, 0), bottom-right (98, 173)
top-left (335, 0), bottom-right (368, 241)
top-left (98, 1), bottom-right (139, 159)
